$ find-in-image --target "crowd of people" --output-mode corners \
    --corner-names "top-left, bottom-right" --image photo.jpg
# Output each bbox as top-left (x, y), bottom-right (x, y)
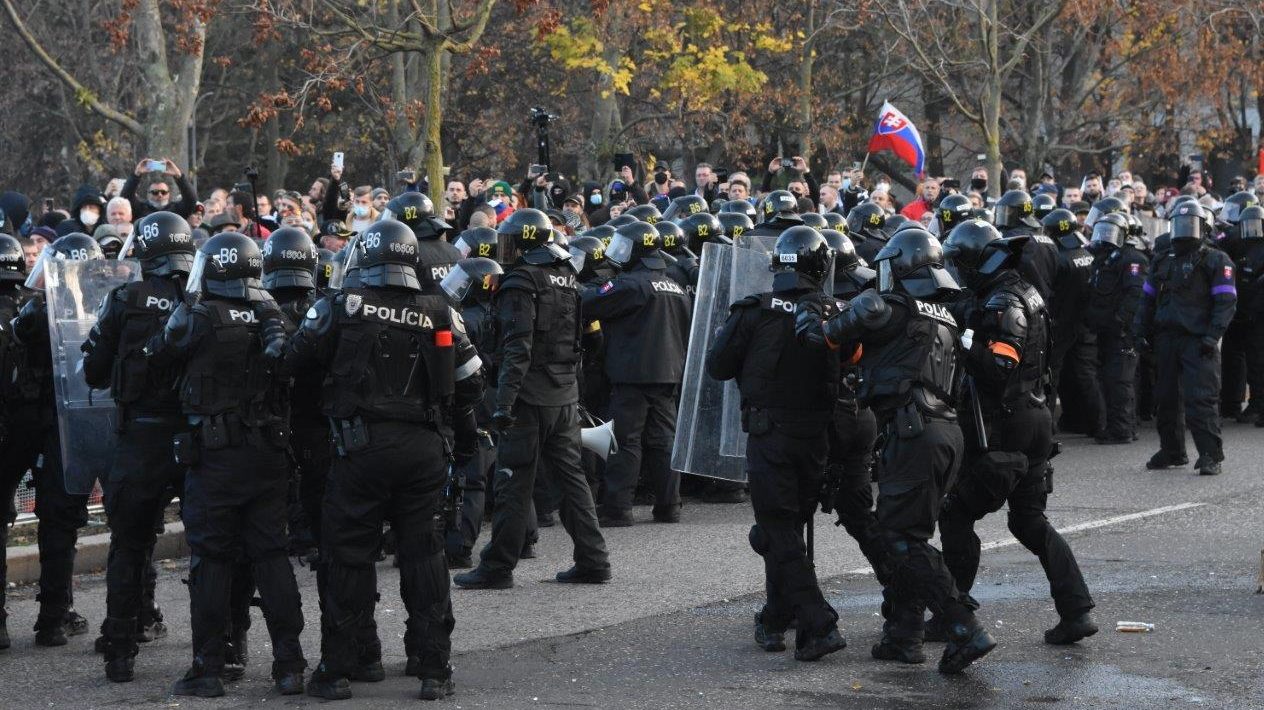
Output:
top-left (0, 147), bottom-right (1259, 699)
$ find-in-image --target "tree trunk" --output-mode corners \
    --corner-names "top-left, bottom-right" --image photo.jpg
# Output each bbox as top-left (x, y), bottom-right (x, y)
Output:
top-left (795, 3), bottom-right (815, 163)
top-left (133, 0), bottom-right (204, 161)
top-left (983, 0), bottom-right (1003, 197)
top-left (921, 78), bottom-right (946, 177)
top-left (421, 40), bottom-right (445, 200)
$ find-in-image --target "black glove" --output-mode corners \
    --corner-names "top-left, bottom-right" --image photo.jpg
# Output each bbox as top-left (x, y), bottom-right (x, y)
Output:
top-left (491, 409), bottom-right (516, 431)
top-left (818, 465), bottom-right (842, 515)
top-left (1199, 336), bottom-right (1219, 358)
top-left (794, 297), bottom-right (826, 347)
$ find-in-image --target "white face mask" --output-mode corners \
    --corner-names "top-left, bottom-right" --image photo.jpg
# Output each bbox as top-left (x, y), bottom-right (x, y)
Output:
top-left (80, 208), bottom-right (100, 227)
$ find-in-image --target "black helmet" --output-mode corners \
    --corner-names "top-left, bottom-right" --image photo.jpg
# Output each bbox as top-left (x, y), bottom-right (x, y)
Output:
top-left (383, 191), bottom-right (450, 235)
top-left (936, 194), bottom-right (974, 235)
top-left (497, 208), bottom-right (553, 258)
top-left (1220, 191), bottom-right (1260, 226)
top-left (1089, 212), bottom-right (1129, 250)
top-left (439, 257), bottom-right (502, 305)
top-left (873, 228), bottom-right (958, 298)
top-left (821, 211), bottom-right (845, 230)
top-left (357, 219), bottom-right (421, 289)
top-left (1084, 195), bottom-right (1129, 228)
top-left (24, 232), bottom-right (103, 291)
top-left (771, 226), bottom-right (833, 283)
top-left (567, 235), bottom-right (608, 281)
top-left (185, 232), bottom-right (266, 300)
top-left (993, 189), bottom-right (1039, 229)
top-left (316, 248), bottom-right (337, 289)
top-left (760, 190), bottom-right (802, 224)
top-left (661, 194), bottom-right (709, 221)
top-left (715, 212), bottom-right (753, 241)
top-left (581, 224), bottom-right (617, 245)
top-left (709, 198), bottom-right (726, 214)
top-left (626, 203), bottom-right (662, 224)
top-left (846, 202), bottom-right (887, 241)
top-left (605, 220), bottom-right (664, 269)
top-left (1169, 201), bottom-right (1208, 242)
top-left (1238, 205), bottom-right (1264, 240)
top-left (0, 234), bottom-right (25, 281)
top-left (453, 226), bottom-right (501, 261)
top-left (262, 226), bottom-right (318, 290)
top-left (123, 211), bottom-right (197, 276)
top-left (1031, 192), bottom-right (1057, 220)
top-left (655, 221), bottom-right (689, 256)
top-left (883, 214), bottom-right (912, 237)
top-left (821, 228), bottom-right (875, 283)
top-left (1041, 208), bottom-right (1079, 238)
top-left (720, 199), bottom-right (757, 219)
top-left (799, 212), bottom-right (828, 229)
top-left (679, 212), bottom-right (725, 253)
top-left (943, 219), bottom-right (1023, 290)
top-left (607, 214), bottom-right (638, 228)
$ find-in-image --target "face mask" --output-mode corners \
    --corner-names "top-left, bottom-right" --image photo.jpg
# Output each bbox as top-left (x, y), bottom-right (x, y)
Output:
top-left (488, 198), bottom-right (503, 208)
top-left (842, 178), bottom-right (851, 190)
top-left (970, 178), bottom-right (987, 191)
top-left (589, 194), bottom-right (602, 206)
top-left (80, 208), bottom-right (99, 227)
top-left (353, 204), bottom-right (369, 217)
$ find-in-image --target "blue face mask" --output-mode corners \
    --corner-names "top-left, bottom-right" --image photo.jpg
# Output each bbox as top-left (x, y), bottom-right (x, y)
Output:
top-left (589, 194), bottom-right (603, 206)
top-left (353, 204), bottom-right (369, 217)
top-left (842, 178), bottom-right (851, 190)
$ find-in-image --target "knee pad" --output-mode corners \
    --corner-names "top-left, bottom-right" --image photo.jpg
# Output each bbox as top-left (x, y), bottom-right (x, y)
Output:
top-left (748, 525), bottom-right (769, 556)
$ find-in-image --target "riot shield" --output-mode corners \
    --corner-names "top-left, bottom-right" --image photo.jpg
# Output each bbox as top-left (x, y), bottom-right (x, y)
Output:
top-left (45, 258), bottom-right (141, 494)
top-left (735, 233), bottom-right (778, 253)
top-left (1137, 216), bottom-right (1169, 247)
top-left (671, 241), bottom-right (750, 481)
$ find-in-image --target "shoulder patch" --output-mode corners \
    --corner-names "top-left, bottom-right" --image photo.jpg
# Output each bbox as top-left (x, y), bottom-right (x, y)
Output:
top-left (305, 306), bottom-right (319, 321)
top-left (345, 293), bottom-right (363, 315)
top-left (599, 281), bottom-right (615, 294)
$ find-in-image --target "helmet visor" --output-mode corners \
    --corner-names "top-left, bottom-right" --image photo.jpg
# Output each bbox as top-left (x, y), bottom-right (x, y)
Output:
top-left (1171, 215), bottom-right (1201, 241)
top-left (1222, 202), bottom-right (1248, 224)
top-left (439, 264), bottom-right (474, 304)
top-left (1091, 221), bottom-right (1124, 246)
top-left (605, 233), bottom-right (634, 266)
top-left (878, 259), bottom-right (894, 293)
top-left (567, 246), bottom-right (586, 275)
top-left (1240, 217), bottom-right (1264, 240)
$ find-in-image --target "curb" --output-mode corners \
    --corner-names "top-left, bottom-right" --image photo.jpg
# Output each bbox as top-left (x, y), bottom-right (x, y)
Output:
top-left (5, 522), bottom-right (188, 585)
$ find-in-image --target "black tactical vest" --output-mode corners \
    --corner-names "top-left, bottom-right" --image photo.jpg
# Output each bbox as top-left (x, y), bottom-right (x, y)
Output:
top-left (179, 300), bottom-right (287, 427)
top-left (982, 279), bottom-right (1049, 404)
top-left (274, 287), bottom-right (323, 421)
top-left (857, 294), bottom-right (959, 417)
top-left (503, 263), bottom-right (582, 368)
top-left (736, 292), bottom-right (839, 413)
top-left (111, 277), bottom-right (183, 412)
top-left (321, 288), bottom-right (455, 422)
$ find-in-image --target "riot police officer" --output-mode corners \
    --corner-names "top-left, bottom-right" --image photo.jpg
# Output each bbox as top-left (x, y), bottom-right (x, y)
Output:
top-left (0, 233), bottom-right (29, 649)
top-left (656, 220), bottom-right (698, 291)
top-left (680, 211), bottom-right (729, 256)
top-left (453, 226), bottom-right (500, 261)
top-left (145, 232), bottom-right (305, 697)
top-left (1215, 191), bottom-right (1260, 419)
top-left (454, 209), bottom-right (610, 589)
top-left (581, 221), bottom-right (692, 526)
top-left (81, 211), bottom-right (196, 681)
top-left (7, 234), bottom-right (102, 648)
top-left (938, 219), bottom-right (1097, 646)
top-left (706, 226), bottom-right (847, 662)
top-left (795, 228), bottom-right (995, 674)
top-left (717, 210), bottom-right (754, 242)
top-left (934, 194), bottom-right (974, 238)
top-left (1041, 208), bottom-right (1104, 436)
top-left (845, 201), bottom-right (889, 264)
top-left (1135, 202), bottom-right (1237, 475)
top-left (383, 191), bottom-right (460, 286)
top-left (439, 257), bottom-right (503, 567)
top-left (994, 189), bottom-right (1057, 301)
top-left (1084, 212), bottom-right (1149, 444)
top-left (744, 190), bottom-right (803, 240)
top-left (289, 220), bottom-right (482, 700)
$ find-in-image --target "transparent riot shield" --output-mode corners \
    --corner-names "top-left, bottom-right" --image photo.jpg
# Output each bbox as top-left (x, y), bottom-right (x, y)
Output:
top-left (735, 233), bottom-right (778, 253)
top-left (45, 259), bottom-right (141, 494)
top-left (1137, 216), bottom-right (1169, 247)
top-left (671, 241), bottom-right (749, 481)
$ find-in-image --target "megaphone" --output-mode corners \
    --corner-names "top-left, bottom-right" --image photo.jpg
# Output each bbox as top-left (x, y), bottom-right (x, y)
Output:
top-left (581, 418), bottom-right (619, 461)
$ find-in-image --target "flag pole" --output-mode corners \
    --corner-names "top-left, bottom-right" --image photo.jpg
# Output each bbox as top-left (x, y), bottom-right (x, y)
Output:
top-left (859, 151), bottom-right (871, 176)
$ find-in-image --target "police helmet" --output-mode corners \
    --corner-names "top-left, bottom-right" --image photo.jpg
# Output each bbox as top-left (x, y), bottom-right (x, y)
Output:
top-left (872, 228), bottom-right (958, 297)
top-left (262, 226), bottom-right (318, 290)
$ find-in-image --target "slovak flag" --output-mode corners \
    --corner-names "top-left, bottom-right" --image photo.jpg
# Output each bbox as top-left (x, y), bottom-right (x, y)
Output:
top-left (867, 101), bottom-right (926, 178)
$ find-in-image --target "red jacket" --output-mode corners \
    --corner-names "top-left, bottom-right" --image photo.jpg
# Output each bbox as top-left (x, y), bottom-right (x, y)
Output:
top-left (900, 198), bottom-right (932, 222)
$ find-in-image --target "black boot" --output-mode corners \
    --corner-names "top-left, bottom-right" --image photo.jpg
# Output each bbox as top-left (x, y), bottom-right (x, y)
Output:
top-left (306, 665), bottom-right (352, 700)
top-left (103, 618), bottom-right (139, 683)
top-left (794, 627), bottom-right (847, 662)
top-left (222, 629), bottom-right (247, 681)
top-left (938, 620), bottom-right (997, 674)
top-left (420, 677), bottom-right (455, 700)
top-left (351, 660), bottom-right (386, 682)
top-left (453, 567), bottom-right (513, 590)
top-left (1044, 612), bottom-right (1098, 645)
top-left (173, 662), bottom-right (226, 697)
top-left (34, 614), bottom-right (67, 647)
top-left (556, 566), bottom-right (611, 584)
top-left (1146, 450), bottom-right (1189, 470)
top-left (871, 602), bottom-right (926, 664)
top-left (274, 671), bottom-right (305, 695)
top-left (0, 619), bottom-right (9, 650)
top-left (753, 611), bottom-right (786, 652)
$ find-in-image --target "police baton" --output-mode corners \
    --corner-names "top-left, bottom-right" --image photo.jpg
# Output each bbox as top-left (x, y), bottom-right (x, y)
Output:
top-left (966, 375), bottom-right (988, 450)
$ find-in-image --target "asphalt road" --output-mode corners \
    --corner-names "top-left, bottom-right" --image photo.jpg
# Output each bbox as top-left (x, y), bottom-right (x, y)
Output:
top-left (1, 423), bottom-right (1262, 708)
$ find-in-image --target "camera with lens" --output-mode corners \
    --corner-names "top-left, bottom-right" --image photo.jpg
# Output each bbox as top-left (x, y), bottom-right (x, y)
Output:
top-left (529, 107), bottom-right (558, 127)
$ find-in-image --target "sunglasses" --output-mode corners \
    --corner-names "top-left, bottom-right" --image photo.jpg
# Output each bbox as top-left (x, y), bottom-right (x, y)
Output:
top-left (150, 189), bottom-right (169, 196)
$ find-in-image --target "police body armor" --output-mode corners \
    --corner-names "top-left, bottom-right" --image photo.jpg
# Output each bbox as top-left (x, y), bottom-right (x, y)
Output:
top-left (856, 293), bottom-right (959, 420)
top-left (274, 288), bottom-right (324, 424)
top-left (461, 300), bottom-right (497, 378)
top-left (5, 295), bottom-right (52, 413)
top-left (109, 276), bottom-right (185, 414)
top-left (734, 292), bottom-right (840, 419)
top-left (322, 288), bottom-right (455, 423)
top-left (1050, 237), bottom-right (1093, 338)
top-left (418, 240), bottom-right (463, 287)
top-left (498, 263), bottom-right (581, 375)
top-left (974, 276), bottom-right (1049, 407)
top-left (179, 300), bottom-right (289, 435)
top-left (1085, 247), bottom-right (1145, 333)
top-left (1149, 245), bottom-right (1215, 335)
